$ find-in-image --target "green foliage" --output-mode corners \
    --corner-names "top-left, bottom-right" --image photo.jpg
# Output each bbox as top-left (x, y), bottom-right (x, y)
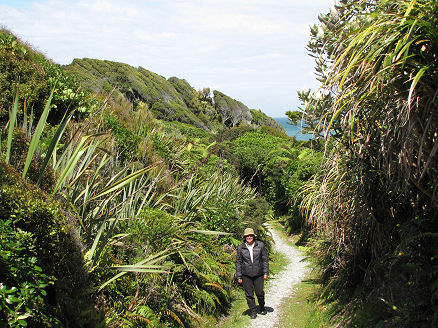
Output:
top-left (232, 130), bottom-right (286, 177)
top-left (287, 90), bottom-right (332, 142)
top-left (0, 29), bottom-right (48, 122)
top-left (215, 125), bottom-right (253, 142)
top-left (0, 161), bottom-right (99, 327)
top-left (66, 58), bottom-right (211, 129)
top-left (65, 58), bottom-right (286, 136)
top-left (22, 90), bottom-right (53, 179)
top-left (128, 208), bottom-right (178, 253)
top-left (300, 0), bottom-right (438, 326)
top-left (198, 153), bottom-right (236, 178)
top-left (213, 90), bottom-right (252, 127)
top-left (0, 29), bottom-right (95, 125)
top-left (0, 219), bottom-right (58, 327)
top-left (168, 76), bottom-right (199, 108)
top-left (96, 197), bottom-right (242, 326)
top-left (151, 132), bottom-right (174, 161)
top-left (4, 90), bottom-right (19, 164)
top-left (40, 58), bottom-right (97, 122)
top-left (162, 81), bottom-right (215, 129)
top-left (231, 131), bottom-right (292, 207)
top-left (104, 112), bottom-right (140, 162)
top-left (2, 129), bottom-right (56, 193)
top-left (201, 200), bottom-right (242, 233)
top-left (259, 124), bottom-right (289, 139)
top-left (238, 197), bottom-right (273, 249)
top-left (227, 129), bottom-right (322, 223)
top-left (282, 150), bottom-right (322, 233)
top-left (0, 28), bottom-right (294, 328)
top-left (285, 110), bottom-right (302, 126)
top-left (250, 109), bottom-right (286, 133)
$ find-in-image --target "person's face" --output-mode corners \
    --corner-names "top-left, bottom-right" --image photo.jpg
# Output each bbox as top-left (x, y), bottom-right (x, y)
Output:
top-left (245, 234), bottom-right (255, 245)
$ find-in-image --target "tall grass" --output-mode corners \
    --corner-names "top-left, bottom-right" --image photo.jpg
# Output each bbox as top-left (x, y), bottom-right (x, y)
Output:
top-left (5, 90), bottom-right (19, 164)
top-left (3, 79), bottom-right (267, 326)
top-left (22, 90), bottom-right (53, 178)
top-left (299, 0), bottom-right (438, 325)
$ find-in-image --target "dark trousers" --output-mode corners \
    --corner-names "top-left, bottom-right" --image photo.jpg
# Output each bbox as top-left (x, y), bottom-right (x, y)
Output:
top-left (242, 274), bottom-right (265, 313)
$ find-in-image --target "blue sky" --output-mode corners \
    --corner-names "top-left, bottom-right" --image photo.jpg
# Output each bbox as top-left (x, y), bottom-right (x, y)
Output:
top-left (0, 0), bottom-right (334, 117)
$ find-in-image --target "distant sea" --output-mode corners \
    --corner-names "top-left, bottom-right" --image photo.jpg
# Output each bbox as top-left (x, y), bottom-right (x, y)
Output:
top-left (274, 117), bottom-right (313, 141)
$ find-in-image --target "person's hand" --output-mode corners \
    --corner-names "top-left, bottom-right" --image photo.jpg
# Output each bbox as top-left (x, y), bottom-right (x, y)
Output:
top-left (264, 275), bottom-right (268, 280)
top-left (238, 278), bottom-right (242, 284)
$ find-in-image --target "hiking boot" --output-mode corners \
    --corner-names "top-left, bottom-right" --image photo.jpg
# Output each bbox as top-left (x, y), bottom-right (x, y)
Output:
top-left (250, 312), bottom-right (257, 319)
top-left (260, 307), bottom-right (267, 315)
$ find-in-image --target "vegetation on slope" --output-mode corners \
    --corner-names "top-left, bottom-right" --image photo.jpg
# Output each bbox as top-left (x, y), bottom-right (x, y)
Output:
top-left (65, 58), bottom-right (286, 134)
top-left (0, 30), bottom-right (96, 125)
top-left (0, 28), bottom-right (319, 327)
top-left (215, 127), bottom-right (322, 233)
top-left (0, 161), bottom-right (98, 327)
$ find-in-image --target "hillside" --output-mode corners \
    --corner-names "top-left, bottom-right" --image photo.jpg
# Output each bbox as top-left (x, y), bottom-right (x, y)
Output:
top-left (2, 0), bottom-right (437, 326)
top-left (1, 28), bottom-right (319, 327)
top-left (65, 58), bottom-right (285, 134)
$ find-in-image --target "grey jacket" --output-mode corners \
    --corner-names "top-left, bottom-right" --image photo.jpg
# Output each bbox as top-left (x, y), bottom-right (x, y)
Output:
top-left (235, 241), bottom-right (269, 279)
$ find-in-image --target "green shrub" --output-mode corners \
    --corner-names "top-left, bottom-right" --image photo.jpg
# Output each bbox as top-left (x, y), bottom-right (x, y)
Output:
top-left (129, 208), bottom-right (178, 253)
top-left (0, 30), bottom-right (48, 123)
top-left (215, 125), bottom-right (254, 142)
top-left (104, 113), bottom-right (140, 162)
top-left (0, 219), bottom-right (58, 327)
top-left (232, 130), bottom-right (286, 178)
top-left (0, 220), bottom-right (60, 327)
top-left (1, 129), bottom-right (56, 193)
top-left (0, 161), bottom-right (100, 327)
top-left (282, 152), bottom-right (322, 233)
top-left (0, 30), bottom-right (95, 125)
top-left (201, 200), bottom-right (243, 237)
top-left (239, 197), bottom-right (273, 251)
top-left (163, 121), bottom-right (213, 141)
top-left (262, 156), bottom-right (292, 211)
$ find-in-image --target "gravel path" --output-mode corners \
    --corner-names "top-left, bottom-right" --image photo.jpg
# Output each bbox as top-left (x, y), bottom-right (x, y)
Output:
top-left (249, 228), bottom-right (309, 328)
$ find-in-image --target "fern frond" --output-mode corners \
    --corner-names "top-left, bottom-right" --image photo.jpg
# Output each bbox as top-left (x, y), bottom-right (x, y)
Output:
top-left (162, 309), bottom-right (185, 327)
top-left (125, 312), bottom-right (153, 326)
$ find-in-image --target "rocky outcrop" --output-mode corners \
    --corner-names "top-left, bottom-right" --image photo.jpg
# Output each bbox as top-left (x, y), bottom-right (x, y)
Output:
top-left (213, 90), bottom-right (252, 127)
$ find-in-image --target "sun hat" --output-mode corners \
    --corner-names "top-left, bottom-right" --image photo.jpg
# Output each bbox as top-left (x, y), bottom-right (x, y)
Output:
top-left (243, 228), bottom-right (256, 237)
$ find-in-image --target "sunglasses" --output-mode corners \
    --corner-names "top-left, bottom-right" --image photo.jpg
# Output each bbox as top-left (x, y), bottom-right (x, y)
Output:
top-left (245, 235), bottom-right (255, 238)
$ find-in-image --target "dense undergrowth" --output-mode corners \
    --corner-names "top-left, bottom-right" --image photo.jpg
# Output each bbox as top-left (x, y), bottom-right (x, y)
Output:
top-left (0, 28), bottom-right (318, 327)
top-left (4, 1), bottom-right (436, 325)
top-left (293, 0), bottom-right (438, 326)
top-left (0, 161), bottom-right (98, 327)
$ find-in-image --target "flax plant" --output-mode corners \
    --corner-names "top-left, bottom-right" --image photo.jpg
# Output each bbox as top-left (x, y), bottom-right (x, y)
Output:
top-left (300, 0), bottom-right (438, 325)
top-left (4, 89), bottom-right (172, 277)
top-left (4, 90), bottom-right (19, 164)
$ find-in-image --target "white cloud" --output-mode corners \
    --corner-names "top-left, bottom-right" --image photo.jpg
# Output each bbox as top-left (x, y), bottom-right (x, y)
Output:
top-left (0, 0), bottom-right (334, 117)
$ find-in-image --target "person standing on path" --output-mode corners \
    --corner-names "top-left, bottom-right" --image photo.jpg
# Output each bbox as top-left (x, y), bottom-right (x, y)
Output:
top-left (235, 227), bottom-right (269, 319)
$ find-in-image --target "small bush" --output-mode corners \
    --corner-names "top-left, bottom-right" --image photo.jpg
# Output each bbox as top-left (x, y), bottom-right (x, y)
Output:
top-left (0, 161), bottom-right (101, 327)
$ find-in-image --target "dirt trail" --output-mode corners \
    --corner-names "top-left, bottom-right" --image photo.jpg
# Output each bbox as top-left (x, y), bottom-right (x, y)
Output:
top-left (248, 227), bottom-right (309, 328)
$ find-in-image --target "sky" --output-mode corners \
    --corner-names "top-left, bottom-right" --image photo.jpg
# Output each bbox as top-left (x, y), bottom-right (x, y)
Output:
top-left (0, 0), bottom-right (334, 117)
